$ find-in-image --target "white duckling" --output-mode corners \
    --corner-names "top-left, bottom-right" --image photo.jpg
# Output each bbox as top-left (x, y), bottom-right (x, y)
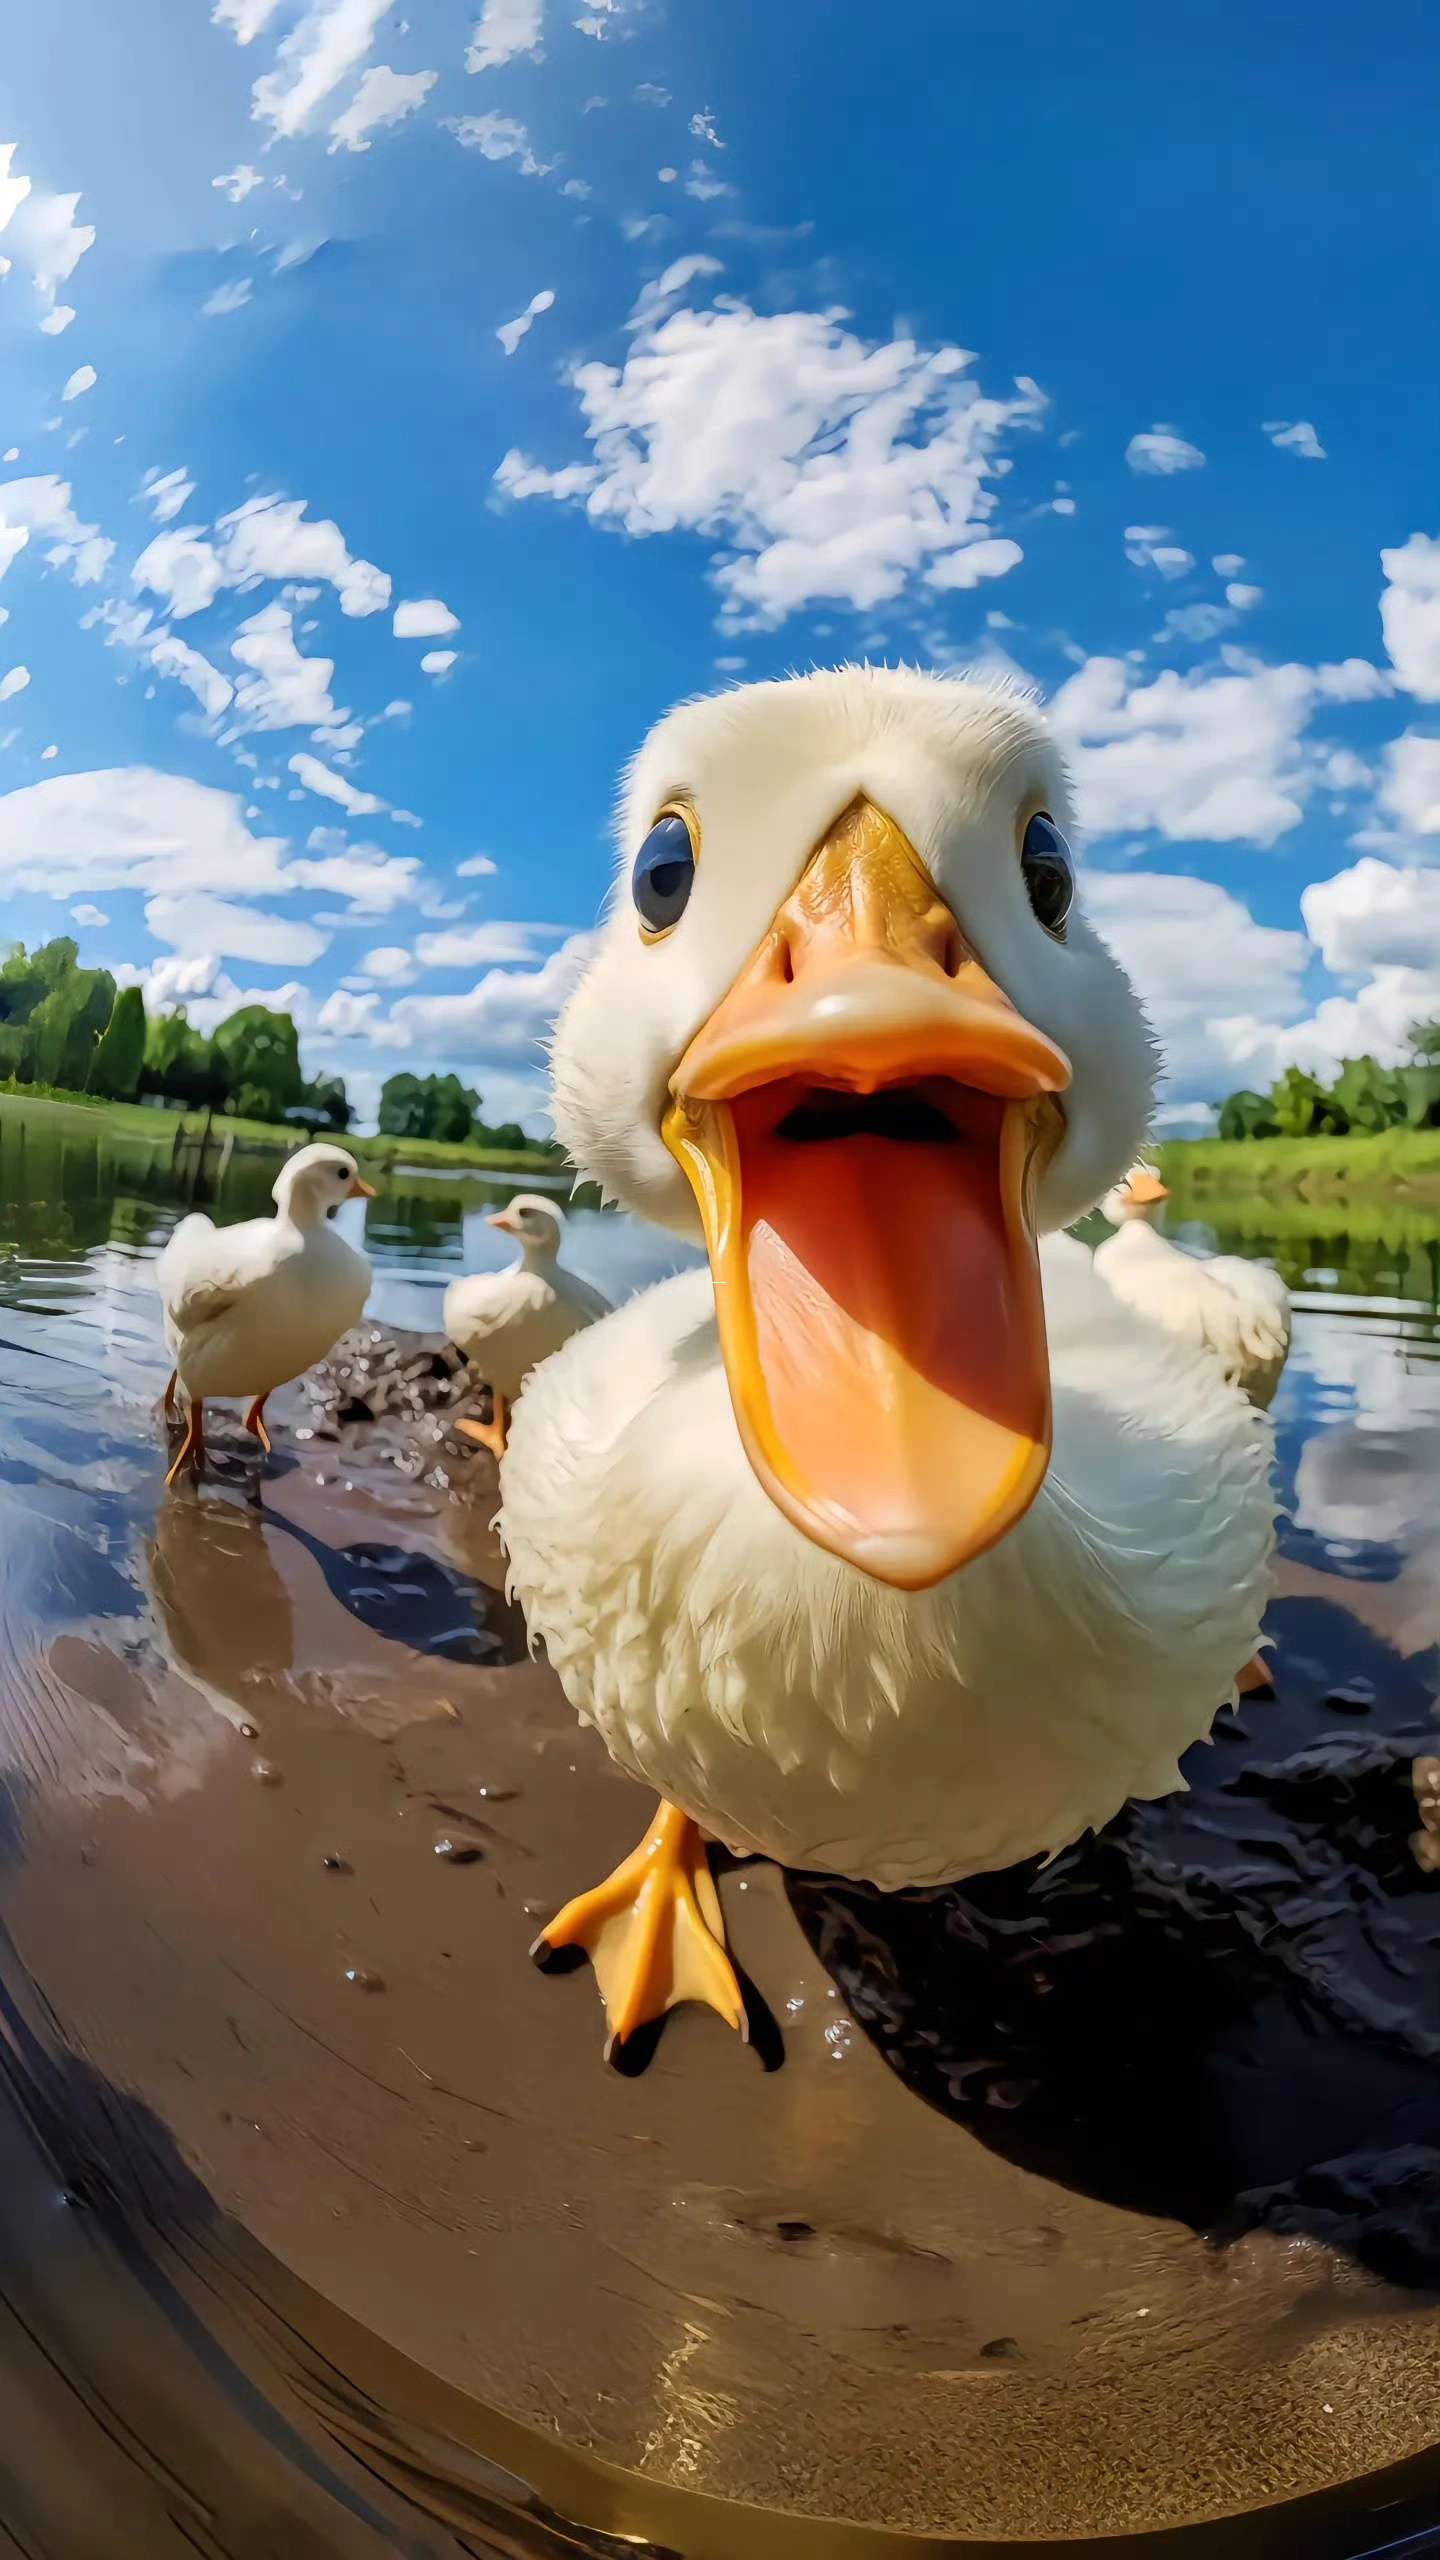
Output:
top-left (1094, 1164), bottom-right (1293, 1410)
top-left (159, 1142), bottom-right (374, 1484)
top-left (500, 668), bottom-right (1275, 2062)
top-left (445, 1194), bottom-right (610, 1458)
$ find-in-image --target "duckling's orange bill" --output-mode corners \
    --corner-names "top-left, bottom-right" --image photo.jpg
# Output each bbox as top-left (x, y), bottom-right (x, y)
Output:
top-left (662, 799), bottom-right (1071, 1591)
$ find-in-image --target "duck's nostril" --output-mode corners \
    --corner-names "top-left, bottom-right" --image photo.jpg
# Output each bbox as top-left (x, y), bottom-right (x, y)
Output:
top-left (777, 934), bottom-right (795, 984)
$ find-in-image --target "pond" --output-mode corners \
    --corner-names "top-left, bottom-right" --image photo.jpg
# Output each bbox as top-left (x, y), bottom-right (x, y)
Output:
top-left (1, 1098), bottom-right (1439, 2556)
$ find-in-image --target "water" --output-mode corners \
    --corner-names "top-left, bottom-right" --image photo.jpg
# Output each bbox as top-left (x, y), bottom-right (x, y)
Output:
top-left (1, 1102), bottom-right (1439, 2554)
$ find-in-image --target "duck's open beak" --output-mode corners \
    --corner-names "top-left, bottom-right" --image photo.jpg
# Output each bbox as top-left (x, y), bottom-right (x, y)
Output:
top-left (1126, 1169), bottom-right (1169, 1205)
top-left (662, 797), bottom-right (1072, 1591)
top-left (349, 1175), bottom-right (377, 1199)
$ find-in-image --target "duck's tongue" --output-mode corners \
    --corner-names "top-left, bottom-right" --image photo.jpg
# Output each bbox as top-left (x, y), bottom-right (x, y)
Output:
top-left (662, 799), bottom-right (1072, 1593)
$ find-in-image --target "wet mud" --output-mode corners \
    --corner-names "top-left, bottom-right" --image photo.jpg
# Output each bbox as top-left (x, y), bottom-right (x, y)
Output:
top-left (0, 1276), bottom-right (1439, 2553)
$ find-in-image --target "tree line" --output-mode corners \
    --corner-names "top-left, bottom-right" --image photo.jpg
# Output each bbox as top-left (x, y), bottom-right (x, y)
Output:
top-left (1219, 1020), bottom-right (1440, 1140)
top-left (0, 935), bottom-right (350, 1127)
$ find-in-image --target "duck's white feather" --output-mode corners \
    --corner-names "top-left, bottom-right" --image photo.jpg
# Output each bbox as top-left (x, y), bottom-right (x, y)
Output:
top-left (501, 1237), bottom-right (1273, 1889)
top-left (445, 1262), bottom-right (610, 1403)
top-left (158, 1150), bottom-right (370, 1403)
top-left (1093, 1222), bottom-right (1292, 1409)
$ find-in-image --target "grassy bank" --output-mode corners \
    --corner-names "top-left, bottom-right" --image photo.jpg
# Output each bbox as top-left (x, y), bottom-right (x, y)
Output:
top-left (1158, 1127), bottom-right (1440, 1202)
top-left (0, 1087), bottom-right (565, 1179)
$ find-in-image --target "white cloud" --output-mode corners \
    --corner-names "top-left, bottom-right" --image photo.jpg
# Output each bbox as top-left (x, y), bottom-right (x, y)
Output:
top-left (61, 363), bottom-right (96, 402)
top-left (689, 107), bottom-right (723, 148)
top-left (314, 986), bottom-right (410, 1045)
top-left (39, 306), bottom-right (75, 336)
top-left (495, 288), bottom-right (1042, 629)
top-left (1303, 857), bottom-right (1440, 974)
top-left (361, 944), bottom-right (417, 982)
top-left (393, 596), bottom-right (459, 637)
top-left (71, 902), bottom-right (108, 927)
top-left (328, 65), bottom-right (438, 152)
top-left (1380, 533), bottom-right (1440, 701)
top-left (149, 631), bottom-right (235, 718)
top-left (497, 286), bottom-right (555, 355)
top-left (287, 750), bottom-right (386, 816)
top-left (1156, 603), bottom-right (1234, 645)
top-left (1212, 553), bottom-right (1245, 576)
top-left (420, 648), bottom-right (457, 675)
top-left (414, 921), bottom-right (554, 967)
top-left (213, 0), bottom-right (284, 38)
top-left (456, 852), bottom-right (497, 875)
top-left (215, 494), bottom-right (390, 617)
top-left (0, 767), bottom-right (292, 900)
top-left (229, 601), bottom-right (344, 732)
top-left (0, 666), bottom-right (30, 702)
top-left (443, 113), bottom-right (552, 176)
top-left (4, 185), bottom-right (95, 305)
top-left (1050, 653), bottom-right (1317, 847)
top-left (212, 163), bottom-right (265, 203)
top-left (0, 143), bottom-right (29, 234)
top-left (1313, 657), bottom-right (1393, 701)
top-left (146, 891), bottom-right (329, 967)
top-left (1226, 582), bottom-right (1263, 610)
top-left (0, 473), bottom-right (112, 585)
top-left (466, 0), bottom-right (544, 71)
top-left (252, 0), bottom-right (389, 139)
top-left (203, 277), bottom-right (254, 317)
top-left (40, 744), bottom-right (56, 760)
top-left (387, 932), bottom-right (594, 1059)
top-left (1083, 871), bottom-right (1311, 1095)
top-left (683, 158), bottom-right (732, 201)
top-left (1125, 426), bottom-right (1205, 476)
top-left (142, 466), bottom-right (197, 524)
top-left (1124, 524), bottom-right (1194, 580)
top-left (1377, 733), bottom-right (1440, 839)
top-left (289, 844), bottom-right (423, 912)
top-left (133, 526), bottom-right (223, 618)
top-left (1264, 419), bottom-right (1326, 461)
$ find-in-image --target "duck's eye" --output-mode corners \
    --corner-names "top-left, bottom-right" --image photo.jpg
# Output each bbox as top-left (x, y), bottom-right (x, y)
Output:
top-left (632, 811), bottom-right (695, 936)
top-left (1020, 812), bottom-right (1074, 936)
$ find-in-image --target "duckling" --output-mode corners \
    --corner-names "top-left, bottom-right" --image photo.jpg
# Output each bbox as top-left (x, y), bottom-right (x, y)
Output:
top-left (1094, 1164), bottom-right (1292, 1409)
top-left (159, 1142), bottom-right (374, 1484)
top-left (498, 668), bottom-right (1275, 2061)
top-left (446, 1195), bottom-right (609, 1458)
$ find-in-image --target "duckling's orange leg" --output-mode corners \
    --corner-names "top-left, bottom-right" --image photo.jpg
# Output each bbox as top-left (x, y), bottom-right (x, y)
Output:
top-left (455, 1390), bottom-right (507, 1457)
top-left (244, 1395), bottom-right (271, 1455)
top-left (534, 1799), bottom-right (746, 2061)
top-left (164, 1398), bottom-right (206, 1487)
top-left (1237, 1653), bottom-right (1274, 1696)
top-left (162, 1369), bottom-right (179, 1427)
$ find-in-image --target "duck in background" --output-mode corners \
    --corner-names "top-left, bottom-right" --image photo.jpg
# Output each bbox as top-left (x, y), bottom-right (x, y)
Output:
top-left (1093, 1164), bottom-right (1293, 1410)
top-left (446, 1195), bottom-right (610, 1459)
top-left (498, 666), bottom-right (1276, 2064)
top-left (160, 1142), bottom-right (374, 1484)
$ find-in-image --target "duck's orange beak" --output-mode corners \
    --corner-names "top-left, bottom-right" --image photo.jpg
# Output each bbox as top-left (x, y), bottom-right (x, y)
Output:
top-left (662, 798), bottom-right (1072, 1592)
top-left (1126, 1169), bottom-right (1169, 1205)
top-left (349, 1175), bottom-right (377, 1199)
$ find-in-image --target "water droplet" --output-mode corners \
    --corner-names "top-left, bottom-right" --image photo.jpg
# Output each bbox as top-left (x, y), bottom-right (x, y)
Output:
top-left (252, 1760), bottom-right (283, 1786)
top-left (322, 1853), bottom-right (351, 1874)
top-left (343, 1966), bottom-right (384, 1992)
top-left (239, 1721), bottom-right (259, 1740)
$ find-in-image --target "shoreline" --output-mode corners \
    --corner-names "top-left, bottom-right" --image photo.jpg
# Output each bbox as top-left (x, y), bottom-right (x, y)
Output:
top-left (1158, 1130), bottom-right (1440, 1205)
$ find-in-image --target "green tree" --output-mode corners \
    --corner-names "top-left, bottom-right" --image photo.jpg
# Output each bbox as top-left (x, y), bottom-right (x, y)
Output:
top-left (1408, 1017), bottom-right (1440, 1065)
top-left (427, 1072), bottom-right (482, 1143)
top-left (1217, 1088), bottom-right (1279, 1141)
top-left (1397, 1063), bottom-right (1440, 1128)
top-left (378, 1072), bottom-right (431, 1140)
top-left (1331, 1055), bottom-right (1403, 1134)
top-left (29, 961), bottom-right (116, 1091)
top-left (1268, 1065), bottom-right (1333, 1138)
top-left (377, 1071), bottom-right (480, 1142)
top-left (141, 1009), bottom-right (218, 1109)
top-left (210, 1005), bottom-right (304, 1126)
top-left (88, 984), bottom-right (147, 1101)
top-left (299, 1071), bottom-right (353, 1132)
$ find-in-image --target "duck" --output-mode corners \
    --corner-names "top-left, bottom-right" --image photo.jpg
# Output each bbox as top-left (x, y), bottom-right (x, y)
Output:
top-left (445, 1194), bottom-right (610, 1458)
top-left (1093, 1164), bottom-right (1293, 1410)
top-left (498, 667), bottom-right (1275, 2062)
top-left (159, 1142), bottom-right (374, 1484)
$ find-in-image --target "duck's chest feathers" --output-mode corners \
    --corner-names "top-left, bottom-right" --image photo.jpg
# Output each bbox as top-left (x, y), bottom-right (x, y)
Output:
top-left (500, 1270), bottom-right (1273, 1894)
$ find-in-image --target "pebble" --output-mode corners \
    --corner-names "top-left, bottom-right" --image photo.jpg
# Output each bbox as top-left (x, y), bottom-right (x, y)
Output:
top-left (343, 1966), bottom-right (385, 1992)
top-left (433, 1835), bottom-right (485, 1865)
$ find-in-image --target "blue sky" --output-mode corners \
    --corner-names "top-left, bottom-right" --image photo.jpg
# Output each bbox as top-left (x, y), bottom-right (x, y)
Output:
top-left (2, 0), bottom-right (1438, 1129)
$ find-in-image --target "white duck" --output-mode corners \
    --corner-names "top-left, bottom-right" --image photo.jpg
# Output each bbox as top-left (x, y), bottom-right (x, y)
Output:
top-left (1094, 1164), bottom-right (1293, 1409)
top-left (445, 1194), bottom-right (610, 1458)
top-left (500, 668), bottom-right (1275, 2061)
top-left (159, 1142), bottom-right (374, 1484)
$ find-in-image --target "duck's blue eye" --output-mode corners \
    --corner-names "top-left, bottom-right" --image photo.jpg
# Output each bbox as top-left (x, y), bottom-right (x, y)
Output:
top-left (632, 811), bottom-right (696, 935)
top-left (1020, 811), bottom-right (1074, 936)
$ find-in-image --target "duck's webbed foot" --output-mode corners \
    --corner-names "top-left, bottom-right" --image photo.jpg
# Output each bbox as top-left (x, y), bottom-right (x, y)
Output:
top-left (455, 1389), bottom-right (507, 1458)
top-left (1236, 1652), bottom-right (1274, 1697)
top-left (533, 1798), bottom-right (746, 2063)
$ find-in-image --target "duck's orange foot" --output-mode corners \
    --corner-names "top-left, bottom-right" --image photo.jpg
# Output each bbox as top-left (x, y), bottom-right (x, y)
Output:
top-left (533, 1798), bottom-right (746, 2064)
top-left (1236, 1652), bottom-right (1274, 1697)
top-left (454, 1389), bottom-right (507, 1460)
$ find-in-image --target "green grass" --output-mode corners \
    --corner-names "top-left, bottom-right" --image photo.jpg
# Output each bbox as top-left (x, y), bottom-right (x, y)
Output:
top-left (0, 1086), bottom-right (566, 1178)
top-left (1158, 1127), bottom-right (1440, 1199)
